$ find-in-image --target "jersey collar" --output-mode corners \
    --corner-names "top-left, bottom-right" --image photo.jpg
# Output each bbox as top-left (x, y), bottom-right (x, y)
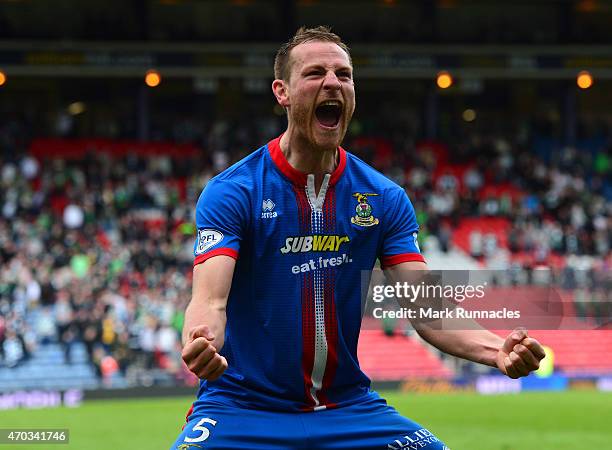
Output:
top-left (267, 135), bottom-right (347, 187)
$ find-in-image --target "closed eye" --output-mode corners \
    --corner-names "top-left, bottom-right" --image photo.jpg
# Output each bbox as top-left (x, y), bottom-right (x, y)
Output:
top-left (304, 68), bottom-right (324, 76)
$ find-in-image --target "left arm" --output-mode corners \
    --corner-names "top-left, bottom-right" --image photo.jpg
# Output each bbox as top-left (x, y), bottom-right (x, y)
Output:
top-left (384, 261), bottom-right (546, 378)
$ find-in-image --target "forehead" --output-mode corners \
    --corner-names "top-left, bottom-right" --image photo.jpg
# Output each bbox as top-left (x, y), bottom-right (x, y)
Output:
top-left (289, 41), bottom-right (352, 73)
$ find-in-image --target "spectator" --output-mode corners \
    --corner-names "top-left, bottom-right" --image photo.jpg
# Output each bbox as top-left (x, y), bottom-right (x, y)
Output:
top-left (2, 329), bottom-right (25, 367)
top-left (0, 114), bottom-right (608, 386)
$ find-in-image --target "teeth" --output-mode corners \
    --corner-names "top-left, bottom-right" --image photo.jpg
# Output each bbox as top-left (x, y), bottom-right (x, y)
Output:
top-left (320, 100), bottom-right (341, 107)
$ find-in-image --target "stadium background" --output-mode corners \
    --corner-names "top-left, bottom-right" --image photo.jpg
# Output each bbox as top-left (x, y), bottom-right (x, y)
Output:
top-left (0, 1), bottom-right (610, 449)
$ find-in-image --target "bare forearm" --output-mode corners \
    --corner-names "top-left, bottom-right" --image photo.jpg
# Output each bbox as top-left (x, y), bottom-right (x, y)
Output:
top-left (417, 328), bottom-right (504, 368)
top-left (184, 256), bottom-right (235, 350)
top-left (385, 262), bottom-right (505, 368)
top-left (385, 260), bottom-right (545, 377)
top-left (182, 299), bottom-right (227, 350)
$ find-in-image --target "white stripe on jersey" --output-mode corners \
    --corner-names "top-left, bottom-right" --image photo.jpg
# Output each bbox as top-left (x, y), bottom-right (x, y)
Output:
top-left (305, 173), bottom-right (331, 409)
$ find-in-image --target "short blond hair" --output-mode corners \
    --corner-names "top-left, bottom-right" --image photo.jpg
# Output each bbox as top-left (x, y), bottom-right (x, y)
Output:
top-left (273, 25), bottom-right (352, 81)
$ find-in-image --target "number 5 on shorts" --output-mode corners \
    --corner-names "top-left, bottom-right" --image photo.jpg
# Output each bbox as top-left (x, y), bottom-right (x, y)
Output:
top-left (185, 418), bottom-right (217, 443)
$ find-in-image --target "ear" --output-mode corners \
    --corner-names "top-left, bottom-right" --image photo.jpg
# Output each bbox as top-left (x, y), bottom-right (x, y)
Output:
top-left (272, 79), bottom-right (290, 108)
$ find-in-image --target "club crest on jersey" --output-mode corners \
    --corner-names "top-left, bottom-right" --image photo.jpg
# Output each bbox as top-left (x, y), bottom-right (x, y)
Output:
top-left (195, 229), bottom-right (223, 254)
top-left (177, 445), bottom-right (203, 450)
top-left (351, 192), bottom-right (379, 227)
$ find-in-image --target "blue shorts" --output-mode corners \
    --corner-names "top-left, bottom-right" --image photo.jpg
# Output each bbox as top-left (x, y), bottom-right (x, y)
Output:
top-left (170, 396), bottom-right (449, 450)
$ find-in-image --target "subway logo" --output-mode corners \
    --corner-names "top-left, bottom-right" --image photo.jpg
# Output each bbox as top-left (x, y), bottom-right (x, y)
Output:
top-left (280, 235), bottom-right (350, 254)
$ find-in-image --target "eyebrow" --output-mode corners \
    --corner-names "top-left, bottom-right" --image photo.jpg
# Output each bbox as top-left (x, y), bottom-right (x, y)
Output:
top-left (301, 64), bottom-right (353, 74)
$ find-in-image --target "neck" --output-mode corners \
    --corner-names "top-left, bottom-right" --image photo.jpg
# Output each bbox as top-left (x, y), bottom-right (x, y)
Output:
top-left (279, 129), bottom-right (338, 191)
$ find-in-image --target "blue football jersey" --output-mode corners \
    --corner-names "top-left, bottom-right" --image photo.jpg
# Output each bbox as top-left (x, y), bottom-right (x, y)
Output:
top-left (192, 136), bottom-right (423, 412)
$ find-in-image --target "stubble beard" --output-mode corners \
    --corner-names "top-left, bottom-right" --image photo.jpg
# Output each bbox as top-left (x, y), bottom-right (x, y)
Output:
top-left (290, 105), bottom-right (349, 153)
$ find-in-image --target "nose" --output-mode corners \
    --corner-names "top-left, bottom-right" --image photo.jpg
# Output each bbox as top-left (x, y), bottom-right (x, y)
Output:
top-left (322, 71), bottom-right (341, 90)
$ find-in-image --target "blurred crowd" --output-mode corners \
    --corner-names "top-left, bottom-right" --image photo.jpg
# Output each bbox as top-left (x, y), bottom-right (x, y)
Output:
top-left (354, 131), bottom-right (611, 326)
top-left (0, 123), bottom-right (219, 381)
top-left (0, 114), bottom-right (610, 383)
top-left (396, 136), bottom-right (611, 261)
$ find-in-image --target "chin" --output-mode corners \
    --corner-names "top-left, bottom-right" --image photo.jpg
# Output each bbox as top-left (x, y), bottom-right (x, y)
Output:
top-left (313, 137), bottom-right (340, 152)
top-left (313, 128), bottom-right (345, 150)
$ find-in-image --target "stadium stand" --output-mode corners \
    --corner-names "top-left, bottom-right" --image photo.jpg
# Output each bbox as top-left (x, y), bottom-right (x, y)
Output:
top-left (0, 113), bottom-right (609, 389)
top-left (518, 330), bottom-right (612, 376)
top-left (357, 329), bottom-right (454, 381)
top-left (0, 342), bottom-right (98, 391)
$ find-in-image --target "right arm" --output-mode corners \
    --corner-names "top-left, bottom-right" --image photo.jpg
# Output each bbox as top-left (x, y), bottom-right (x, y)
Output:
top-left (184, 178), bottom-right (245, 381)
top-left (181, 255), bottom-right (235, 381)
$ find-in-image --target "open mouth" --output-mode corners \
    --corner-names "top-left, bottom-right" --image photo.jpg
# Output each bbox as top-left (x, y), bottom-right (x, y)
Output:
top-left (315, 100), bottom-right (342, 128)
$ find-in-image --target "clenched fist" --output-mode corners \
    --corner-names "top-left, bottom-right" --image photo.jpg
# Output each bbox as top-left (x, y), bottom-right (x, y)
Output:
top-left (496, 328), bottom-right (546, 379)
top-left (182, 325), bottom-right (228, 381)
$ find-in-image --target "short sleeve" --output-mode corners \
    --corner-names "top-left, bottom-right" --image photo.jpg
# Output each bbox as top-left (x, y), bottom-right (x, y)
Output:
top-left (193, 179), bottom-right (247, 266)
top-left (379, 187), bottom-right (425, 269)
